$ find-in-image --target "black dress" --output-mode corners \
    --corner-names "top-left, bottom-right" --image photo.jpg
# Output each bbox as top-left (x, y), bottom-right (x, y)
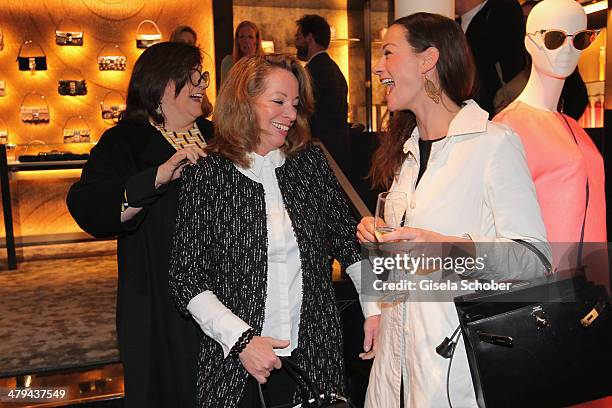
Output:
top-left (67, 117), bottom-right (213, 408)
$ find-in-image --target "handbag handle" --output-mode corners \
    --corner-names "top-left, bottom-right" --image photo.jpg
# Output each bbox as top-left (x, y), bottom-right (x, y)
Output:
top-left (257, 357), bottom-right (324, 407)
top-left (16, 40), bottom-right (45, 59)
top-left (136, 19), bottom-right (161, 35)
top-left (20, 91), bottom-right (49, 110)
top-left (55, 18), bottom-right (82, 33)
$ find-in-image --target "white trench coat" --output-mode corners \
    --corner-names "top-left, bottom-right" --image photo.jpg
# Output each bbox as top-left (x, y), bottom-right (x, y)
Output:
top-left (364, 100), bottom-right (550, 408)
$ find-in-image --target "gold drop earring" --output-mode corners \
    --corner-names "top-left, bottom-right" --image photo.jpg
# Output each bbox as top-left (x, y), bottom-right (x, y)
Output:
top-left (424, 73), bottom-right (441, 104)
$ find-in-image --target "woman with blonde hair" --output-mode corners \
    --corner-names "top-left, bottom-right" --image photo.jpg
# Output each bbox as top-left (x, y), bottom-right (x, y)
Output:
top-left (170, 53), bottom-right (375, 407)
top-left (220, 20), bottom-right (265, 83)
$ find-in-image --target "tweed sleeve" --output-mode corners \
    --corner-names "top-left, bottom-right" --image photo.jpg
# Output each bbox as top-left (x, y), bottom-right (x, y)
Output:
top-left (169, 160), bottom-right (217, 316)
top-left (312, 146), bottom-right (361, 268)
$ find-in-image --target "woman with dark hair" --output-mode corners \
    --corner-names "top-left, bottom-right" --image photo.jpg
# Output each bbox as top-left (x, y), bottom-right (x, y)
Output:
top-left (355, 13), bottom-right (550, 407)
top-left (220, 20), bottom-right (265, 84)
top-left (67, 42), bottom-right (213, 408)
top-left (169, 53), bottom-right (375, 407)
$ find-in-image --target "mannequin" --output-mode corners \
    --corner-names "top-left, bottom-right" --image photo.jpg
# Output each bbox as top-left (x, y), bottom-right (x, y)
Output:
top-left (494, 0), bottom-right (606, 271)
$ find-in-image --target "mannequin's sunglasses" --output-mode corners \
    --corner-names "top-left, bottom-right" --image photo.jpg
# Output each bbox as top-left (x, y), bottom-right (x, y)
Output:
top-left (526, 29), bottom-right (600, 51)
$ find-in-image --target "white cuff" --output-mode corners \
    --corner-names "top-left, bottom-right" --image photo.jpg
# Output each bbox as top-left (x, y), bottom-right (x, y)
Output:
top-left (187, 291), bottom-right (252, 358)
top-left (346, 260), bottom-right (382, 318)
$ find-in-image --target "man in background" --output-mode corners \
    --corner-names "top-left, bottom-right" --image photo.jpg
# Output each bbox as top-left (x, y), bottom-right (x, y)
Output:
top-left (456, 0), bottom-right (526, 116)
top-left (295, 14), bottom-right (349, 167)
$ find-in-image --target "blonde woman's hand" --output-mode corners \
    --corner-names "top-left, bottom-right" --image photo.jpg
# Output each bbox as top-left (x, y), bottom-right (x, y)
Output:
top-left (359, 314), bottom-right (380, 360)
top-left (239, 336), bottom-right (289, 384)
top-left (155, 146), bottom-right (206, 188)
top-left (357, 216), bottom-right (378, 243)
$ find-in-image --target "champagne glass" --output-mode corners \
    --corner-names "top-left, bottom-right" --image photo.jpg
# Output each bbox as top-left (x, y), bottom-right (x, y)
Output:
top-left (374, 191), bottom-right (408, 241)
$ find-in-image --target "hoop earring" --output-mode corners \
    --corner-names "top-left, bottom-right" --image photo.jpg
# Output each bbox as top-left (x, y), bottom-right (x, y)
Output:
top-left (155, 103), bottom-right (163, 116)
top-left (424, 74), bottom-right (441, 104)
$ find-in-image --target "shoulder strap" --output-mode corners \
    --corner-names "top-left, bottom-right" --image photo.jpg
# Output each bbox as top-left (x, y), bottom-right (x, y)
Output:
top-left (559, 113), bottom-right (589, 266)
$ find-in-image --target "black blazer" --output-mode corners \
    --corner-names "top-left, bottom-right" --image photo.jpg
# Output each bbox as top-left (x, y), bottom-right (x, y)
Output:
top-left (307, 53), bottom-right (349, 163)
top-left (169, 145), bottom-right (361, 407)
top-left (465, 0), bottom-right (526, 116)
top-left (67, 117), bottom-right (213, 408)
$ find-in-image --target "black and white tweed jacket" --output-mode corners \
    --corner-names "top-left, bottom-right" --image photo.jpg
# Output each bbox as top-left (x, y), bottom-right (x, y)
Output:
top-left (169, 145), bottom-right (361, 407)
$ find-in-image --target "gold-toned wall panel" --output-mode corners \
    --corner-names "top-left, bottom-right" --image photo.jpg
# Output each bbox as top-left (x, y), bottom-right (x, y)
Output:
top-left (10, 175), bottom-right (81, 237)
top-left (0, 0), bottom-right (215, 146)
top-left (0, 0), bottom-right (214, 239)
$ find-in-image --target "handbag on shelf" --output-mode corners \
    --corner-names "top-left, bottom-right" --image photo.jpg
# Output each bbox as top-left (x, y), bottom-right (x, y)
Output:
top-left (20, 92), bottom-right (50, 123)
top-left (20, 106), bottom-right (50, 123)
top-left (63, 116), bottom-right (91, 143)
top-left (101, 104), bottom-right (125, 123)
top-left (135, 20), bottom-right (162, 49)
top-left (97, 44), bottom-right (127, 71)
top-left (98, 55), bottom-right (126, 71)
top-left (18, 151), bottom-right (90, 162)
top-left (55, 30), bottom-right (83, 46)
top-left (63, 129), bottom-right (90, 143)
top-left (101, 91), bottom-right (126, 123)
top-left (0, 80), bottom-right (5, 97)
top-left (17, 40), bottom-right (47, 71)
top-left (257, 357), bottom-right (353, 408)
top-left (58, 79), bottom-right (87, 96)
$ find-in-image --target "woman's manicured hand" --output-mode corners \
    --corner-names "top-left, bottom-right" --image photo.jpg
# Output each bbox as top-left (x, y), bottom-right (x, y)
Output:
top-left (155, 146), bottom-right (206, 188)
top-left (357, 216), bottom-right (378, 243)
top-left (360, 314), bottom-right (381, 360)
top-left (239, 336), bottom-right (289, 384)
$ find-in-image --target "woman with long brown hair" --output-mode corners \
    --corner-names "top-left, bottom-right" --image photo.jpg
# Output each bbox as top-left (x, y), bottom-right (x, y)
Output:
top-left (220, 20), bottom-right (265, 84)
top-left (356, 13), bottom-right (550, 407)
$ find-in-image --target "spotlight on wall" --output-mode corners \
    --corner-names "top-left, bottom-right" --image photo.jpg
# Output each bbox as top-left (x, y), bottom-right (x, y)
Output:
top-left (583, 0), bottom-right (608, 15)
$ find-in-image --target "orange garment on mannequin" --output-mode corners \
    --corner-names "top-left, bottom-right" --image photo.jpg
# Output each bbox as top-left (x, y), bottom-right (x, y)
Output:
top-left (494, 101), bottom-right (606, 243)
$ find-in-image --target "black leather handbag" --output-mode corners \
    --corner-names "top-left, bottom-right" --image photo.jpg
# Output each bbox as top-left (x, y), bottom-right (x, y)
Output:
top-left (58, 79), bottom-right (87, 96)
top-left (455, 273), bottom-right (612, 407)
top-left (258, 357), bottom-right (353, 408)
top-left (17, 40), bottom-right (47, 71)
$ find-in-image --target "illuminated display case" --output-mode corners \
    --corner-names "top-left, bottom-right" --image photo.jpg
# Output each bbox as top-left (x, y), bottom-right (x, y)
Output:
top-left (231, 0), bottom-right (393, 131)
top-left (577, 1), bottom-right (607, 130)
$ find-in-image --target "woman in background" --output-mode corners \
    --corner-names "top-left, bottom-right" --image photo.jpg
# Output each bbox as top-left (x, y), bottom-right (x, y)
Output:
top-left (170, 25), bottom-right (198, 45)
top-left (220, 20), bottom-right (265, 83)
top-left (67, 42), bottom-right (212, 408)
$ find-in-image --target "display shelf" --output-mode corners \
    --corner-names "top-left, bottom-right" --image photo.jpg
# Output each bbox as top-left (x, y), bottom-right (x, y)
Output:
top-left (0, 143), bottom-right (94, 270)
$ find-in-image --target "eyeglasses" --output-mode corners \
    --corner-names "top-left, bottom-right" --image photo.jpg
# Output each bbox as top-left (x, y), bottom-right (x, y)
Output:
top-left (526, 29), bottom-right (600, 51)
top-left (189, 69), bottom-right (210, 89)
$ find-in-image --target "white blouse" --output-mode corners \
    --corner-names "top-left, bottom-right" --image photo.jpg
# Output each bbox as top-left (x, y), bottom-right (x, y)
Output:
top-left (187, 149), bottom-right (302, 357)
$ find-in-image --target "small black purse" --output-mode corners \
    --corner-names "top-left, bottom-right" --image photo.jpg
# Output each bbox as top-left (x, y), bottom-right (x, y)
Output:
top-left (58, 79), bottom-right (87, 96)
top-left (17, 40), bottom-right (47, 71)
top-left (258, 357), bottom-right (353, 408)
